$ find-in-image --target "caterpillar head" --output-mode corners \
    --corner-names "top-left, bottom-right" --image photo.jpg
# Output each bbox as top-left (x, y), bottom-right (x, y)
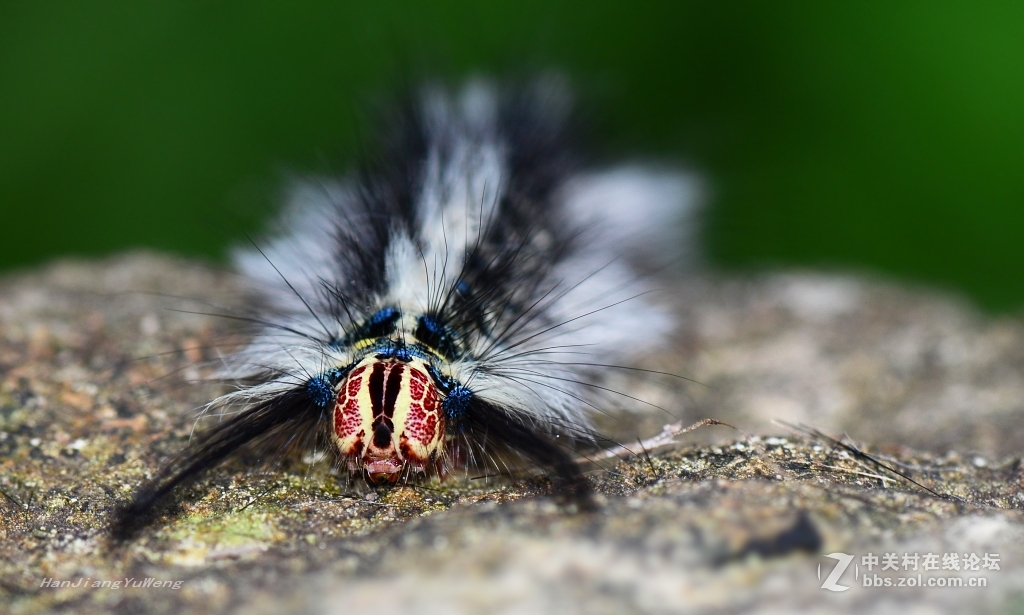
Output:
top-left (306, 309), bottom-right (473, 483)
top-left (332, 354), bottom-right (445, 480)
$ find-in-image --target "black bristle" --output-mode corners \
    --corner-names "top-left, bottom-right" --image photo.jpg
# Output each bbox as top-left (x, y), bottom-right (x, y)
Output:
top-left (111, 389), bottom-right (320, 541)
top-left (461, 398), bottom-right (595, 508)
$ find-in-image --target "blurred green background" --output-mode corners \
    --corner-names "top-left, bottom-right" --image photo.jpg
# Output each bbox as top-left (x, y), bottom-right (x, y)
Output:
top-left (2, 2), bottom-right (1023, 310)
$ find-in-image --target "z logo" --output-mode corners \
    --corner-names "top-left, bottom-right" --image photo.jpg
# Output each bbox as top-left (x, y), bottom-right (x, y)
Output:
top-left (818, 553), bottom-right (856, 592)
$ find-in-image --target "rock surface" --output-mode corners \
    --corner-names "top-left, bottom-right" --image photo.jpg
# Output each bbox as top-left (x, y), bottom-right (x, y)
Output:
top-left (2, 253), bottom-right (1023, 614)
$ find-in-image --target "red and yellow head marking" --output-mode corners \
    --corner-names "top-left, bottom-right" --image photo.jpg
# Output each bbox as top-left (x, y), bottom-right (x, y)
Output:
top-left (333, 355), bottom-right (445, 481)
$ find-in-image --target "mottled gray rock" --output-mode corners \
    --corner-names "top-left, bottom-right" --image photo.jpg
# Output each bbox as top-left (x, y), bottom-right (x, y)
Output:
top-left (2, 253), bottom-right (1023, 615)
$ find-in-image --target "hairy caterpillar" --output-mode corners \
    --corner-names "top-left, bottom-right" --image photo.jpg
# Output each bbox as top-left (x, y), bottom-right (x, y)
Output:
top-left (112, 77), bottom-right (698, 538)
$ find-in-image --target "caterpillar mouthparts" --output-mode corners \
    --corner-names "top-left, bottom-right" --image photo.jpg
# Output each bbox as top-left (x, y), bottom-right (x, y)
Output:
top-left (111, 76), bottom-right (700, 539)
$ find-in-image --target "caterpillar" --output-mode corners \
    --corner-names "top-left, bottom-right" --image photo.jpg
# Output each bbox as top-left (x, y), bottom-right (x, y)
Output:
top-left (112, 77), bottom-right (699, 538)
